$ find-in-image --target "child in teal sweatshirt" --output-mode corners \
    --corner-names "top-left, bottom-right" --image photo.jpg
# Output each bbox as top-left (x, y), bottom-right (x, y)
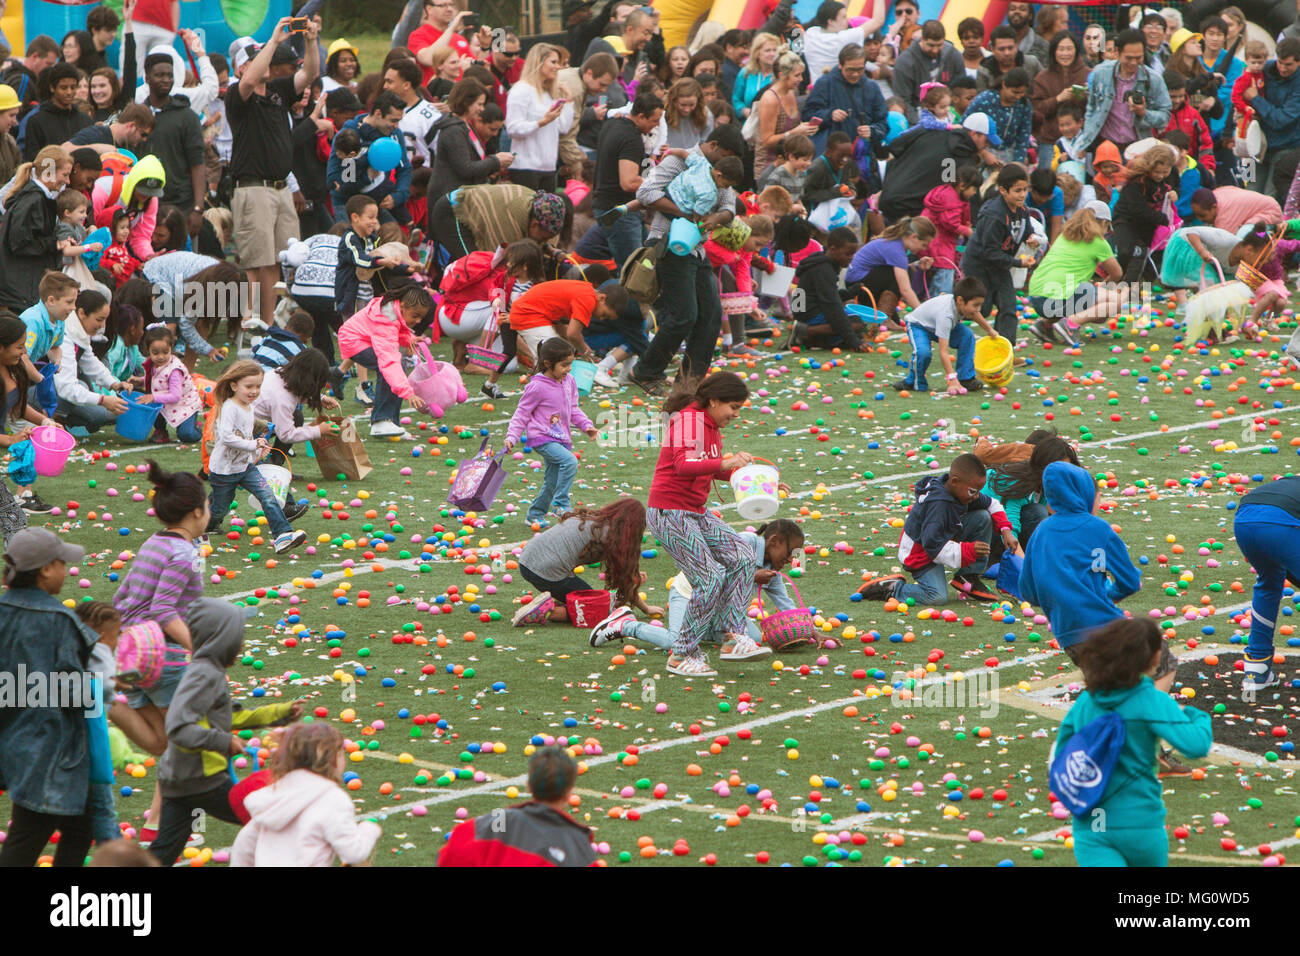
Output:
top-left (1055, 618), bottom-right (1213, 867)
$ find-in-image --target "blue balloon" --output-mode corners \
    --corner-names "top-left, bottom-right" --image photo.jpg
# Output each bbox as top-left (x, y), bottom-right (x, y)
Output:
top-left (368, 137), bottom-right (401, 173)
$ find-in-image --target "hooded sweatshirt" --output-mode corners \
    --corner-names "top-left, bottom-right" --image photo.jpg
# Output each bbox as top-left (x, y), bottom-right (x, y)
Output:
top-left (897, 472), bottom-right (1011, 573)
top-left (922, 183), bottom-right (971, 272)
top-left (337, 298), bottom-right (416, 399)
top-left (160, 600), bottom-right (296, 798)
top-left (1055, 677), bottom-right (1212, 829)
top-left (961, 192), bottom-right (1029, 277)
top-left (792, 251), bottom-right (862, 350)
top-left (140, 95), bottom-right (206, 208)
top-left (505, 371), bottom-right (594, 450)
top-left (21, 101), bottom-right (91, 161)
top-left (229, 768), bottom-right (382, 867)
top-left (1019, 462), bottom-right (1142, 649)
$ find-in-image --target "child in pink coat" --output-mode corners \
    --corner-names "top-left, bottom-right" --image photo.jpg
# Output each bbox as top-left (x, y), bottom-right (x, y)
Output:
top-left (336, 284), bottom-right (433, 440)
top-left (922, 165), bottom-right (980, 297)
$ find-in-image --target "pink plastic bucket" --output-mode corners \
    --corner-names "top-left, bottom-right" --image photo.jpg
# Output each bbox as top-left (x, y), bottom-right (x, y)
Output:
top-left (31, 425), bottom-right (76, 477)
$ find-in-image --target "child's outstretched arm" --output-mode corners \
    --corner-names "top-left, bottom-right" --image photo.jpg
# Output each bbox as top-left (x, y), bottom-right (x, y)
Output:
top-left (231, 700), bottom-right (302, 728)
top-left (1146, 689), bottom-right (1213, 759)
top-left (322, 794), bottom-right (383, 864)
top-left (1103, 531), bottom-right (1141, 602)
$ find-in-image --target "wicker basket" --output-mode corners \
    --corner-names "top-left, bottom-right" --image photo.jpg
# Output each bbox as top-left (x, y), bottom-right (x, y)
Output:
top-left (758, 573), bottom-right (816, 651)
top-left (1234, 232), bottom-right (1279, 292)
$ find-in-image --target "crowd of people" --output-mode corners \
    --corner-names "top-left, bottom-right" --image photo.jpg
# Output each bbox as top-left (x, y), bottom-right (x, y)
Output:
top-left (0, 0), bottom-right (1298, 869)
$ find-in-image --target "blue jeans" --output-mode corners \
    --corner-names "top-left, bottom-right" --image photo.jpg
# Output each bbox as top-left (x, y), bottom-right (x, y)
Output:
top-left (902, 321), bottom-right (976, 390)
top-left (87, 781), bottom-right (120, 844)
top-left (529, 441), bottom-right (578, 524)
top-left (348, 347), bottom-right (403, 425)
top-left (56, 398), bottom-right (115, 432)
top-left (171, 412), bottom-right (202, 443)
top-left (623, 584), bottom-right (763, 649)
top-left (208, 465), bottom-right (292, 536)
top-left (1234, 507), bottom-right (1300, 659)
top-left (593, 207), bottom-right (645, 270)
top-left (892, 509), bottom-right (992, 605)
top-left (930, 268), bottom-right (955, 297)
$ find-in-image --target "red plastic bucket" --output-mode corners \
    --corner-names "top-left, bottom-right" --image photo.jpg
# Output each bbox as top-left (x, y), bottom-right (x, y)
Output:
top-left (565, 589), bottom-right (612, 628)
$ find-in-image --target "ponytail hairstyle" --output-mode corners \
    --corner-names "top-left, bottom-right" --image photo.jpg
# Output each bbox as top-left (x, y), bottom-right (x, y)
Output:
top-left (563, 496), bottom-right (648, 607)
top-left (757, 517), bottom-right (804, 551)
top-left (143, 458), bottom-right (208, 524)
top-left (773, 212), bottom-right (813, 255)
top-left (663, 370), bottom-right (750, 416)
top-left (270, 721), bottom-right (345, 783)
top-left (878, 215), bottom-right (937, 244)
top-left (75, 600), bottom-right (121, 633)
top-left (379, 280), bottom-right (433, 319)
top-left (1235, 221), bottom-right (1272, 250)
top-left (276, 347), bottom-right (330, 412)
top-left (76, 288), bottom-right (109, 319)
top-left (11, 145), bottom-right (72, 194)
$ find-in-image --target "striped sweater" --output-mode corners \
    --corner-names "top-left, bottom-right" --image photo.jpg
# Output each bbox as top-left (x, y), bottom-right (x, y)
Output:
top-left (113, 531), bottom-right (204, 632)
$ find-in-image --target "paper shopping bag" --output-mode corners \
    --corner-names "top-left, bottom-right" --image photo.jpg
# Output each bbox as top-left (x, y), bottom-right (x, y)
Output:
top-left (446, 437), bottom-right (507, 511)
top-left (310, 417), bottom-right (373, 481)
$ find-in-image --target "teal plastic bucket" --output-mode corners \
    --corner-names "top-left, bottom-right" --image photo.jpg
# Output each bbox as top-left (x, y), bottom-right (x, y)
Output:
top-left (570, 360), bottom-right (597, 396)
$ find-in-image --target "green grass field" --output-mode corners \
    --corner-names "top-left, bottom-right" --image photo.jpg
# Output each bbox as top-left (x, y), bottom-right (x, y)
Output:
top-left (4, 292), bottom-right (1299, 868)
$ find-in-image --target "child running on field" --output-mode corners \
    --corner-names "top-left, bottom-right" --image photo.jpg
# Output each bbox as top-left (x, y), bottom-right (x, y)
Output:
top-left (204, 360), bottom-right (307, 554)
top-left (1055, 618), bottom-right (1212, 867)
top-left (646, 372), bottom-right (768, 676)
top-left (230, 721), bottom-right (382, 867)
top-left (112, 459), bottom-right (209, 843)
top-left (505, 337), bottom-right (599, 529)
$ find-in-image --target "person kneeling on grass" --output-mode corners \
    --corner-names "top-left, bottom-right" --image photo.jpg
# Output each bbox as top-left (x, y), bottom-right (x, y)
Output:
top-left (788, 225), bottom-right (871, 352)
top-left (891, 275), bottom-right (993, 395)
top-left (591, 519), bottom-right (803, 653)
top-left (856, 453), bottom-right (1019, 605)
top-left (513, 496), bottom-right (664, 627)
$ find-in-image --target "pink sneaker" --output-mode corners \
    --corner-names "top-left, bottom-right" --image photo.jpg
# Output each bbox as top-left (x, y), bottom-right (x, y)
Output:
top-left (512, 591), bottom-right (554, 627)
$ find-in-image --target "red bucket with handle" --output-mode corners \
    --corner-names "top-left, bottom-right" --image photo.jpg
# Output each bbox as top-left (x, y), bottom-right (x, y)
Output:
top-left (565, 589), bottom-right (612, 628)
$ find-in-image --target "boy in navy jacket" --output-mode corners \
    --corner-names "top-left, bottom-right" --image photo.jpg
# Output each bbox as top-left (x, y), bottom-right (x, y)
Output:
top-left (1019, 461), bottom-right (1142, 662)
top-left (857, 453), bottom-right (1019, 604)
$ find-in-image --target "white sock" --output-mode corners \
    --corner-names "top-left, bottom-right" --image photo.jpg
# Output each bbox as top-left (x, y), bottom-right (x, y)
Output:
top-left (598, 353), bottom-right (618, 371)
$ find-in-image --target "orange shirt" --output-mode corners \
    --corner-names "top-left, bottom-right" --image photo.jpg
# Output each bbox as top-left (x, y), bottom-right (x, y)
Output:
top-left (508, 280), bottom-right (597, 331)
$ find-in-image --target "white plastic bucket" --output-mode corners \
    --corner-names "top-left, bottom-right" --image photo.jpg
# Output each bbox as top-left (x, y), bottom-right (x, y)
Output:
top-left (246, 463), bottom-right (292, 512)
top-left (730, 461), bottom-right (779, 520)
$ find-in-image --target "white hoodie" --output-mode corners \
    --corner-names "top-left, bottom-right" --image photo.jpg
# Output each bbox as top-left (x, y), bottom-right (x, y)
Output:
top-left (230, 769), bottom-right (382, 867)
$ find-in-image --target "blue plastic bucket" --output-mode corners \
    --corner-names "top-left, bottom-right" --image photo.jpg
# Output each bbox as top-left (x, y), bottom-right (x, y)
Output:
top-left (847, 303), bottom-right (889, 324)
top-left (115, 393), bottom-right (162, 442)
top-left (570, 360), bottom-right (597, 397)
top-left (667, 218), bottom-right (701, 255)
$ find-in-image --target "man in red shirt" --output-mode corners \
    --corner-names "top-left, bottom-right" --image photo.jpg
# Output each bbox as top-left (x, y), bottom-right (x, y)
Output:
top-left (486, 30), bottom-right (523, 114)
top-left (438, 748), bottom-right (599, 867)
top-left (411, 0), bottom-right (473, 88)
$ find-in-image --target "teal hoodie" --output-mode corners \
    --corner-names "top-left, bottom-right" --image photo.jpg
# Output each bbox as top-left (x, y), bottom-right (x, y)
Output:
top-left (1056, 677), bottom-right (1212, 829)
top-left (1019, 462), bottom-right (1141, 648)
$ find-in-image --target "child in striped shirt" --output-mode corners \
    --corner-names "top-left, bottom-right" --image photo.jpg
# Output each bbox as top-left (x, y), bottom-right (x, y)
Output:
top-left (112, 459), bottom-right (210, 842)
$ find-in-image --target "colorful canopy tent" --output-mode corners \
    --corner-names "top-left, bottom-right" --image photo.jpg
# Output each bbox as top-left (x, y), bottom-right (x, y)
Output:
top-left (2, 0), bottom-right (290, 63)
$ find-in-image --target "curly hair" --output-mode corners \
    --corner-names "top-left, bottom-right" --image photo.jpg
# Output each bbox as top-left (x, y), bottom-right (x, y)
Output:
top-left (561, 497), bottom-right (647, 608)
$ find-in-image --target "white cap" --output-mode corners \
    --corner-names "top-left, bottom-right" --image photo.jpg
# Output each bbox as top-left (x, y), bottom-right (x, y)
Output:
top-left (1084, 199), bottom-right (1112, 221)
top-left (229, 36), bottom-right (260, 71)
top-left (960, 111), bottom-right (1002, 147)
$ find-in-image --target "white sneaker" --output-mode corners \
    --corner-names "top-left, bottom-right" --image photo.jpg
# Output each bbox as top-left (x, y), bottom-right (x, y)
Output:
top-left (720, 634), bottom-right (772, 661)
top-left (273, 529), bottom-right (306, 553)
top-left (589, 605), bottom-right (634, 647)
top-left (593, 367), bottom-right (618, 388)
top-left (242, 315), bottom-right (269, 332)
top-left (370, 420), bottom-right (410, 439)
top-left (1242, 657), bottom-right (1279, 695)
top-left (354, 384), bottom-right (373, 406)
top-left (666, 650), bottom-right (717, 677)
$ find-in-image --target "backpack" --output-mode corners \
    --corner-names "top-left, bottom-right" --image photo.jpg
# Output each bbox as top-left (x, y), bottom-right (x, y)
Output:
top-left (619, 235), bottom-right (668, 305)
top-left (1049, 711), bottom-right (1126, 817)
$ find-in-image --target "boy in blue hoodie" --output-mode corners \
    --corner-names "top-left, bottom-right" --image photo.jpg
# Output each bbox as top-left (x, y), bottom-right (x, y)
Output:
top-left (1019, 461), bottom-right (1141, 662)
top-left (857, 453), bottom-right (1020, 605)
top-left (1055, 617), bottom-right (1212, 867)
top-left (1231, 474), bottom-right (1300, 695)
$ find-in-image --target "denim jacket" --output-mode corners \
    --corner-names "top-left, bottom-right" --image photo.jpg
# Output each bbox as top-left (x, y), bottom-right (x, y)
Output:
top-left (0, 588), bottom-right (98, 815)
top-left (1080, 60), bottom-right (1171, 149)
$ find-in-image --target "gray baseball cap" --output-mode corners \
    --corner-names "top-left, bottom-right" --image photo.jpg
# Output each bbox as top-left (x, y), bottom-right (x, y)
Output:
top-left (3, 527), bottom-right (83, 583)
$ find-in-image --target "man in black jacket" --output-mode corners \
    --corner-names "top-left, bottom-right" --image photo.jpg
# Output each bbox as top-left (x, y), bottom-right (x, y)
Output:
top-left (878, 119), bottom-right (986, 222)
top-left (1, 36), bottom-right (58, 121)
top-left (140, 51), bottom-right (206, 234)
top-left (21, 62), bottom-right (89, 160)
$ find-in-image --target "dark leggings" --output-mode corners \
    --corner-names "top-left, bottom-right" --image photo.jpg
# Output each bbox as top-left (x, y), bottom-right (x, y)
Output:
top-left (0, 801), bottom-right (93, 867)
top-left (510, 169), bottom-right (558, 194)
top-left (496, 327), bottom-right (519, 374)
top-left (519, 562), bottom-right (591, 604)
top-left (428, 194), bottom-right (476, 264)
top-left (297, 295), bottom-right (342, 364)
top-left (148, 780), bottom-right (241, 866)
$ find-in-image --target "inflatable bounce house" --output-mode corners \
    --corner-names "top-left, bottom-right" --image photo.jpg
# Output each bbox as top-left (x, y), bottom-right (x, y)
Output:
top-left (1, 0), bottom-right (292, 62)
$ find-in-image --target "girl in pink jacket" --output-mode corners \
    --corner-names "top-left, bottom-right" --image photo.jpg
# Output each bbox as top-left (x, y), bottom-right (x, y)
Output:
top-left (336, 284), bottom-right (433, 440)
top-left (922, 165), bottom-right (980, 297)
top-left (230, 722), bottom-right (382, 867)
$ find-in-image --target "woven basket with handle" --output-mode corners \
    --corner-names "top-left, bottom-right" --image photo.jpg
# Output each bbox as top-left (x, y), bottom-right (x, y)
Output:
top-left (758, 573), bottom-right (816, 651)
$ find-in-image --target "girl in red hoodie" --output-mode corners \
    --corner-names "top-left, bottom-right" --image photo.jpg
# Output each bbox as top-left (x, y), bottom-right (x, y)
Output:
top-left (922, 165), bottom-right (980, 297)
top-left (647, 372), bottom-right (769, 678)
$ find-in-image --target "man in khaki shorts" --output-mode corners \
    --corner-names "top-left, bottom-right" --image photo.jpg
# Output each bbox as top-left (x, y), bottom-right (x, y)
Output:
top-left (226, 16), bottom-right (320, 330)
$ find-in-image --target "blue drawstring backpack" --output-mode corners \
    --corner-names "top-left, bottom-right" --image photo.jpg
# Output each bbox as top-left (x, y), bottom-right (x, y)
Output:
top-left (1049, 711), bottom-right (1126, 817)
top-left (7, 438), bottom-right (35, 485)
top-left (995, 552), bottom-right (1024, 599)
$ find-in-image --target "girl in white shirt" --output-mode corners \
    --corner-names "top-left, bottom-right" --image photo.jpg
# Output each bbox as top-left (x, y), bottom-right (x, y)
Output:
top-left (205, 360), bottom-right (306, 553)
top-left (504, 43), bottom-right (574, 194)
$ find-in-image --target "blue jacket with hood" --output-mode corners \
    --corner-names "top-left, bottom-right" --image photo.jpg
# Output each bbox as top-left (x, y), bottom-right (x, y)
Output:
top-left (1019, 462), bottom-right (1141, 648)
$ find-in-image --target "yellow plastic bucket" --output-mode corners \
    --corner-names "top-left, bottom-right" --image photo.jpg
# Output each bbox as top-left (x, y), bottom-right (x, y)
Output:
top-left (974, 335), bottom-right (1014, 388)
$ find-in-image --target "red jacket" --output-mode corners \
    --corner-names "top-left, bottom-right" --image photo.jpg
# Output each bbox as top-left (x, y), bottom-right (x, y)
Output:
top-left (648, 405), bottom-right (737, 513)
top-left (437, 802), bottom-right (599, 867)
top-left (922, 183), bottom-right (972, 272)
top-left (1163, 101), bottom-right (1215, 173)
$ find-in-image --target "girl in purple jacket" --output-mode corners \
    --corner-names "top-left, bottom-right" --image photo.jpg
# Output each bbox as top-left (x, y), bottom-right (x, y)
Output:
top-left (504, 338), bottom-right (598, 528)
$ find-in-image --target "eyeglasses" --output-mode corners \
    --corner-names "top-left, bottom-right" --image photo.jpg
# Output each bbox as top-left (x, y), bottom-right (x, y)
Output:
top-left (497, 49), bottom-right (520, 57)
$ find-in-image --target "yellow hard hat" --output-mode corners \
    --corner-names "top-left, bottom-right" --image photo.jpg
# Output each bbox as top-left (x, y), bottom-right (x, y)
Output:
top-left (327, 38), bottom-right (359, 61)
top-left (0, 84), bottom-right (19, 112)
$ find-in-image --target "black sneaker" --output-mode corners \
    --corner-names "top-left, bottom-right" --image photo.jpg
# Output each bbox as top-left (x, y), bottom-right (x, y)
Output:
top-left (629, 373), bottom-right (669, 397)
top-left (361, 380), bottom-right (375, 403)
top-left (19, 492), bottom-right (52, 514)
top-left (481, 382), bottom-right (505, 400)
top-left (958, 378), bottom-right (984, 392)
top-left (597, 205), bottom-right (629, 227)
top-left (326, 366), bottom-right (345, 398)
top-left (891, 379), bottom-right (918, 391)
top-left (283, 498), bottom-right (309, 522)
